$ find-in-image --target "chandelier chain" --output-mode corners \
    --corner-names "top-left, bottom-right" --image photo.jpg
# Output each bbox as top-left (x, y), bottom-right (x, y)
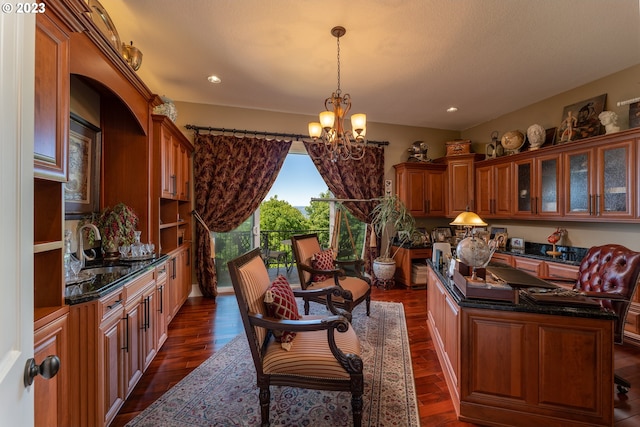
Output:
top-left (336, 34), bottom-right (341, 95)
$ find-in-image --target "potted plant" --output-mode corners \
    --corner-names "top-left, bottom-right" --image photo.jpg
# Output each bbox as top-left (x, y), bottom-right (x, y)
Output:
top-left (370, 195), bottom-right (416, 280)
top-left (81, 202), bottom-right (139, 259)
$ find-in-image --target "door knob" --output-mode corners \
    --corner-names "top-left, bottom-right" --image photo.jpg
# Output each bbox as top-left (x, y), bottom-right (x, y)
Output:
top-left (23, 355), bottom-right (60, 387)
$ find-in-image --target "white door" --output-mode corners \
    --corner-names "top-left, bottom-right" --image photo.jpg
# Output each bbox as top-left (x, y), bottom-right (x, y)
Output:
top-left (0, 9), bottom-right (36, 427)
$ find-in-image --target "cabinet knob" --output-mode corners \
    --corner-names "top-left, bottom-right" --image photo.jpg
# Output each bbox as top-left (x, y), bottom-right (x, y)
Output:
top-left (24, 355), bottom-right (60, 387)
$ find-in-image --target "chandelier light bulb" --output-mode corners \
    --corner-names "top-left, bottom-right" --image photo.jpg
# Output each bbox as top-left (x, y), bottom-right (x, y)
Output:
top-left (319, 110), bottom-right (336, 130)
top-left (308, 122), bottom-right (322, 139)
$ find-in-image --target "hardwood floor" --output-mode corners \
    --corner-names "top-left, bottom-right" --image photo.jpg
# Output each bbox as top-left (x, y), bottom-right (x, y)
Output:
top-left (112, 284), bottom-right (640, 427)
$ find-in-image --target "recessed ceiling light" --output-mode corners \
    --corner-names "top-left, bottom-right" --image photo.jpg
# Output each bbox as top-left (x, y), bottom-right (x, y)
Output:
top-left (207, 75), bottom-right (221, 84)
top-left (446, 107), bottom-right (458, 113)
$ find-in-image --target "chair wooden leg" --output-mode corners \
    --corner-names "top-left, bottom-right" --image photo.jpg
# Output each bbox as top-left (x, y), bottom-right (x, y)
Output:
top-left (366, 295), bottom-right (371, 316)
top-left (304, 298), bottom-right (310, 315)
top-left (615, 373), bottom-right (631, 394)
top-left (259, 386), bottom-right (270, 426)
top-left (351, 393), bottom-right (363, 427)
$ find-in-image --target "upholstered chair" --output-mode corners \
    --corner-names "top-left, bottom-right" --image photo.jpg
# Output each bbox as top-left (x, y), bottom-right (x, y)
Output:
top-left (291, 233), bottom-right (371, 319)
top-left (568, 244), bottom-right (640, 393)
top-left (227, 248), bottom-right (364, 427)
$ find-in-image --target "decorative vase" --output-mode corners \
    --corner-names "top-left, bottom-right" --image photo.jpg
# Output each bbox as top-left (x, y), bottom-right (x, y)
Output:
top-left (373, 258), bottom-right (396, 280)
top-left (103, 238), bottom-right (120, 261)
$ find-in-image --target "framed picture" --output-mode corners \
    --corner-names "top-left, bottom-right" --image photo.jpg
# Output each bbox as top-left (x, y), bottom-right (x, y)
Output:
top-left (557, 94), bottom-right (607, 143)
top-left (494, 232), bottom-right (508, 249)
top-left (629, 101), bottom-right (640, 129)
top-left (544, 127), bottom-right (557, 146)
top-left (489, 227), bottom-right (506, 239)
top-left (65, 113), bottom-right (102, 217)
top-left (510, 237), bottom-right (525, 254)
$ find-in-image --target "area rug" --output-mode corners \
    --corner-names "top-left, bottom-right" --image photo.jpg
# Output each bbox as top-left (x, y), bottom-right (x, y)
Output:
top-left (127, 301), bottom-right (419, 426)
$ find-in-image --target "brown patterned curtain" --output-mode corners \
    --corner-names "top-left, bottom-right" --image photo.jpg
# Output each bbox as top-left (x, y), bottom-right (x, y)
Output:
top-left (194, 133), bottom-right (291, 298)
top-left (304, 142), bottom-right (385, 273)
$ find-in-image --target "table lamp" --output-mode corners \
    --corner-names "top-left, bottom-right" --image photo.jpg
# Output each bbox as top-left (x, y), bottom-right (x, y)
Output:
top-left (450, 210), bottom-right (489, 281)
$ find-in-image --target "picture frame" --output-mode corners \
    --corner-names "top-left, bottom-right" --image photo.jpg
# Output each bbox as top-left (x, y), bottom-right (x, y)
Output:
top-left (65, 113), bottom-right (102, 218)
top-left (489, 227), bottom-right (506, 239)
top-left (510, 237), bottom-right (525, 254)
top-left (544, 127), bottom-right (557, 146)
top-left (557, 94), bottom-right (607, 143)
top-left (494, 232), bottom-right (509, 249)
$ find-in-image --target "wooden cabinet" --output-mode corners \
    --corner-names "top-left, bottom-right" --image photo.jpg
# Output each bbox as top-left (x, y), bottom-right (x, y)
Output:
top-left (395, 162), bottom-right (446, 217)
top-left (475, 162), bottom-right (513, 218)
top-left (34, 11), bottom-right (69, 181)
top-left (156, 115), bottom-right (192, 201)
top-left (154, 115), bottom-right (194, 255)
top-left (564, 138), bottom-right (635, 219)
top-left (427, 268), bottom-right (460, 404)
top-left (513, 256), bottom-right (546, 276)
top-left (155, 262), bottom-right (169, 349)
top-left (444, 154), bottom-right (482, 217)
top-left (427, 264), bottom-right (614, 426)
top-left (167, 246), bottom-right (192, 322)
top-left (513, 153), bottom-right (562, 218)
top-left (99, 292), bottom-right (126, 427)
top-left (33, 309), bottom-right (70, 427)
top-left (490, 252), bottom-right (513, 266)
top-left (392, 245), bottom-right (432, 288)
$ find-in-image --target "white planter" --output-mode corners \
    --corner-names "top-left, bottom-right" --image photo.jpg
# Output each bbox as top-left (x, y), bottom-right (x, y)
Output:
top-left (373, 258), bottom-right (396, 280)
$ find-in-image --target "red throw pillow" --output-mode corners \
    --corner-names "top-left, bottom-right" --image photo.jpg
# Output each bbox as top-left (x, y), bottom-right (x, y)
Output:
top-left (311, 249), bottom-right (335, 282)
top-left (264, 275), bottom-right (300, 350)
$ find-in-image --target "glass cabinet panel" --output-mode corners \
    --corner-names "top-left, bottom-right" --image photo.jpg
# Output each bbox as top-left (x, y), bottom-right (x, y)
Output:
top-left (516, 162), bottom-right (531, 213)
top-left (539, 158), bottom-right (558, 213)
top-left (566, 152), bottom-right (591, 214)
top-left (601, 146), bottom-right (628, 213)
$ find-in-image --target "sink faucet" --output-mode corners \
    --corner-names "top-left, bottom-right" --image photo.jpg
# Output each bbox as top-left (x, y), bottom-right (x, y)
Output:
top-left (77, 224), bottom-right (101, 268)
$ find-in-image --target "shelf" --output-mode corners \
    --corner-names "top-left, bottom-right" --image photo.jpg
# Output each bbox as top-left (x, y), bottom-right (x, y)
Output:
top-left (34, 241), bottom-right (63, 253)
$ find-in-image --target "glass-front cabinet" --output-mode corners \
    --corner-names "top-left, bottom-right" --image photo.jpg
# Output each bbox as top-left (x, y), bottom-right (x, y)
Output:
top-left (564, 139), bottom-right (635, 219)
top-left (513, 154), bottom-right (561, 218)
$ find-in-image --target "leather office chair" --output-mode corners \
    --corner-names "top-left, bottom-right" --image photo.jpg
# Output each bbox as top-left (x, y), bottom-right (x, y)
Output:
top-left (568, 244), bottom-right (640, 393)
top-left (291, 233), bottom-right (371, 319)
top-left (227, 248), bottom-right (364, 427)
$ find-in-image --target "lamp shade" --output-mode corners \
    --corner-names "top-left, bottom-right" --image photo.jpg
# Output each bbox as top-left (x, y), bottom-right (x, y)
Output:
top-left (308, 122), bottom-right (322, 139)
top-left (319, 111), bottom-right (335, 129)
top-left (450, 211), bottom-right (488, 227)
top-left (351, 113), bottom-right (366, 132)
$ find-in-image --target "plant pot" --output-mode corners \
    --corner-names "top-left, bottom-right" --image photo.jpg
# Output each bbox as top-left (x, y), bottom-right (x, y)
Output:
top-left (102, 239), bottom-right (120, 262)
top-left (373, 258), bottom-right (396, 280)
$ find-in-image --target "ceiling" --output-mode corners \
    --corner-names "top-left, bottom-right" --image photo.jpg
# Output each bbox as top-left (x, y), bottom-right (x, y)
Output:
top-left (105, 0), bottom-right (640, 131)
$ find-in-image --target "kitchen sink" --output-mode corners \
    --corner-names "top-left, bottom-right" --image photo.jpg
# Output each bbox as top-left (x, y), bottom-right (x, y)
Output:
top-left (82, 265), bottom-right (131, 275)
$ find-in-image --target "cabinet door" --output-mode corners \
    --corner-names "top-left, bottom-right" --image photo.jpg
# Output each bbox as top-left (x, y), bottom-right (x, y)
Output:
top-left (178, 144), bottom-right (190, 200)
top-left (124, 301), bottom-right (143, 395)
top-left (514, 159), bottom-right (534, 216)
top-left (536, 155), bottom-right (562, 217)
top-left (34, 13), bottom-right (69, 181)
top-left (100, 310), bottom-right (125, 427)
top-left (493, 162), bottom-right (513, 217)
top-left (34, 313), bottom-right (69, 427)
top-left (161, 129), bottom-right (176, 198)
top-left (564, 148), bottom-right (595, 218)
top-left (425, 169), bottom-right (446, 216)
top-left (475, 165), bottom-right (493, 217)
top-left (447, 158), bottom-right (475, 216)
top-left (513, 257), bottom-right (546, 277)
top-left (400, 168), bottom-right (427, 216)
top-left (141, 289), bottom-right (157, 370)
top-left (596, 140), bottom-right (635, 218)
top-left (156, 264), bottom-right (169, 348)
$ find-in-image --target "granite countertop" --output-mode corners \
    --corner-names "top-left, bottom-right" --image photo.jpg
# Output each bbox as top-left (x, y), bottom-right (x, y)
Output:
top-left (428, 261), bottom-right (616, 321)
top-left (64, 254), bottom-right (169, 305)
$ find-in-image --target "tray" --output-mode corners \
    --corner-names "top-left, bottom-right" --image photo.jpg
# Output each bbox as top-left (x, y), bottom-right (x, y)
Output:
top-left (523, 288), bottom-right (601, 308)
top-left (65, 271), bottom-right (95, 286)
top-left (119, 254), bottom-right (156, 262)
top-left (452, 264), bottom-right (517, 303)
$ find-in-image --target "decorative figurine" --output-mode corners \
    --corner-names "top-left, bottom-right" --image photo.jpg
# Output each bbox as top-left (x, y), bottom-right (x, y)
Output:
top-left (407, 141), bottom-right (430, 162)
top-left (546, 227), bottom-right (566, 258)
top-left (526, 124), bottom-right (545, 150)
top-left (598, 110), bottom-right (620, 134)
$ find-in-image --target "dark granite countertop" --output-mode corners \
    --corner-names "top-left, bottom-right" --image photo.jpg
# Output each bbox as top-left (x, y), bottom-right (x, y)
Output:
top-left (428, 261), bottom-right (616, 321)
top-left (64, 254), bottom-right (169, 305)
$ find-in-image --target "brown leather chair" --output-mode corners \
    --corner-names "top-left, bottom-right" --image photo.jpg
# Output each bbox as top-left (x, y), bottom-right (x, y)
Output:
top-left (291, 233), bottom-right (371, 319)
top-left (227, 248), bottom-right (364, 426)
top-left (570, 244), bottom-right (640, 393)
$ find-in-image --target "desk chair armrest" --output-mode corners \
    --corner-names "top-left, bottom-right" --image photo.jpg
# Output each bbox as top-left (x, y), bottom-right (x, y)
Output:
top-left (334, 259), bottom-right (371, 284)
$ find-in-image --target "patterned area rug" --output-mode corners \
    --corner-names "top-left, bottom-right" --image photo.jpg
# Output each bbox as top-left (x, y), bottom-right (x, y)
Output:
top-left (127, 300), bottom-right (419, 426)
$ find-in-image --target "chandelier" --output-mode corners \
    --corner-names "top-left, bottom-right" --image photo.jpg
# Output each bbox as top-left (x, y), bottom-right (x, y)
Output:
top-left (308, 26), bottom-right (367, 161)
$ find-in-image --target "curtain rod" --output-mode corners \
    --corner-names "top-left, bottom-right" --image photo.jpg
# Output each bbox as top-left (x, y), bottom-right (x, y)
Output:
top-left (184, 124), bottom-right (389, 146)
top-left (310, 197), bottom-right (378, 202)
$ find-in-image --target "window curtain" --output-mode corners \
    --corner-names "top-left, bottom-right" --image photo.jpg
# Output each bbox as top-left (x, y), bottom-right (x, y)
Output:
top-left (304, 143), bottom-right (385, 273)
top-left (194, 133), bottom-right (291, 298)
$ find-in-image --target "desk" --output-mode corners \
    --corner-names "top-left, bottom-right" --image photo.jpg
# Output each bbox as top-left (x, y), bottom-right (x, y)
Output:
top-left (426, 262), bottom-right (615, 426)
top-left (391, 245), bottom-right (432, 288)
